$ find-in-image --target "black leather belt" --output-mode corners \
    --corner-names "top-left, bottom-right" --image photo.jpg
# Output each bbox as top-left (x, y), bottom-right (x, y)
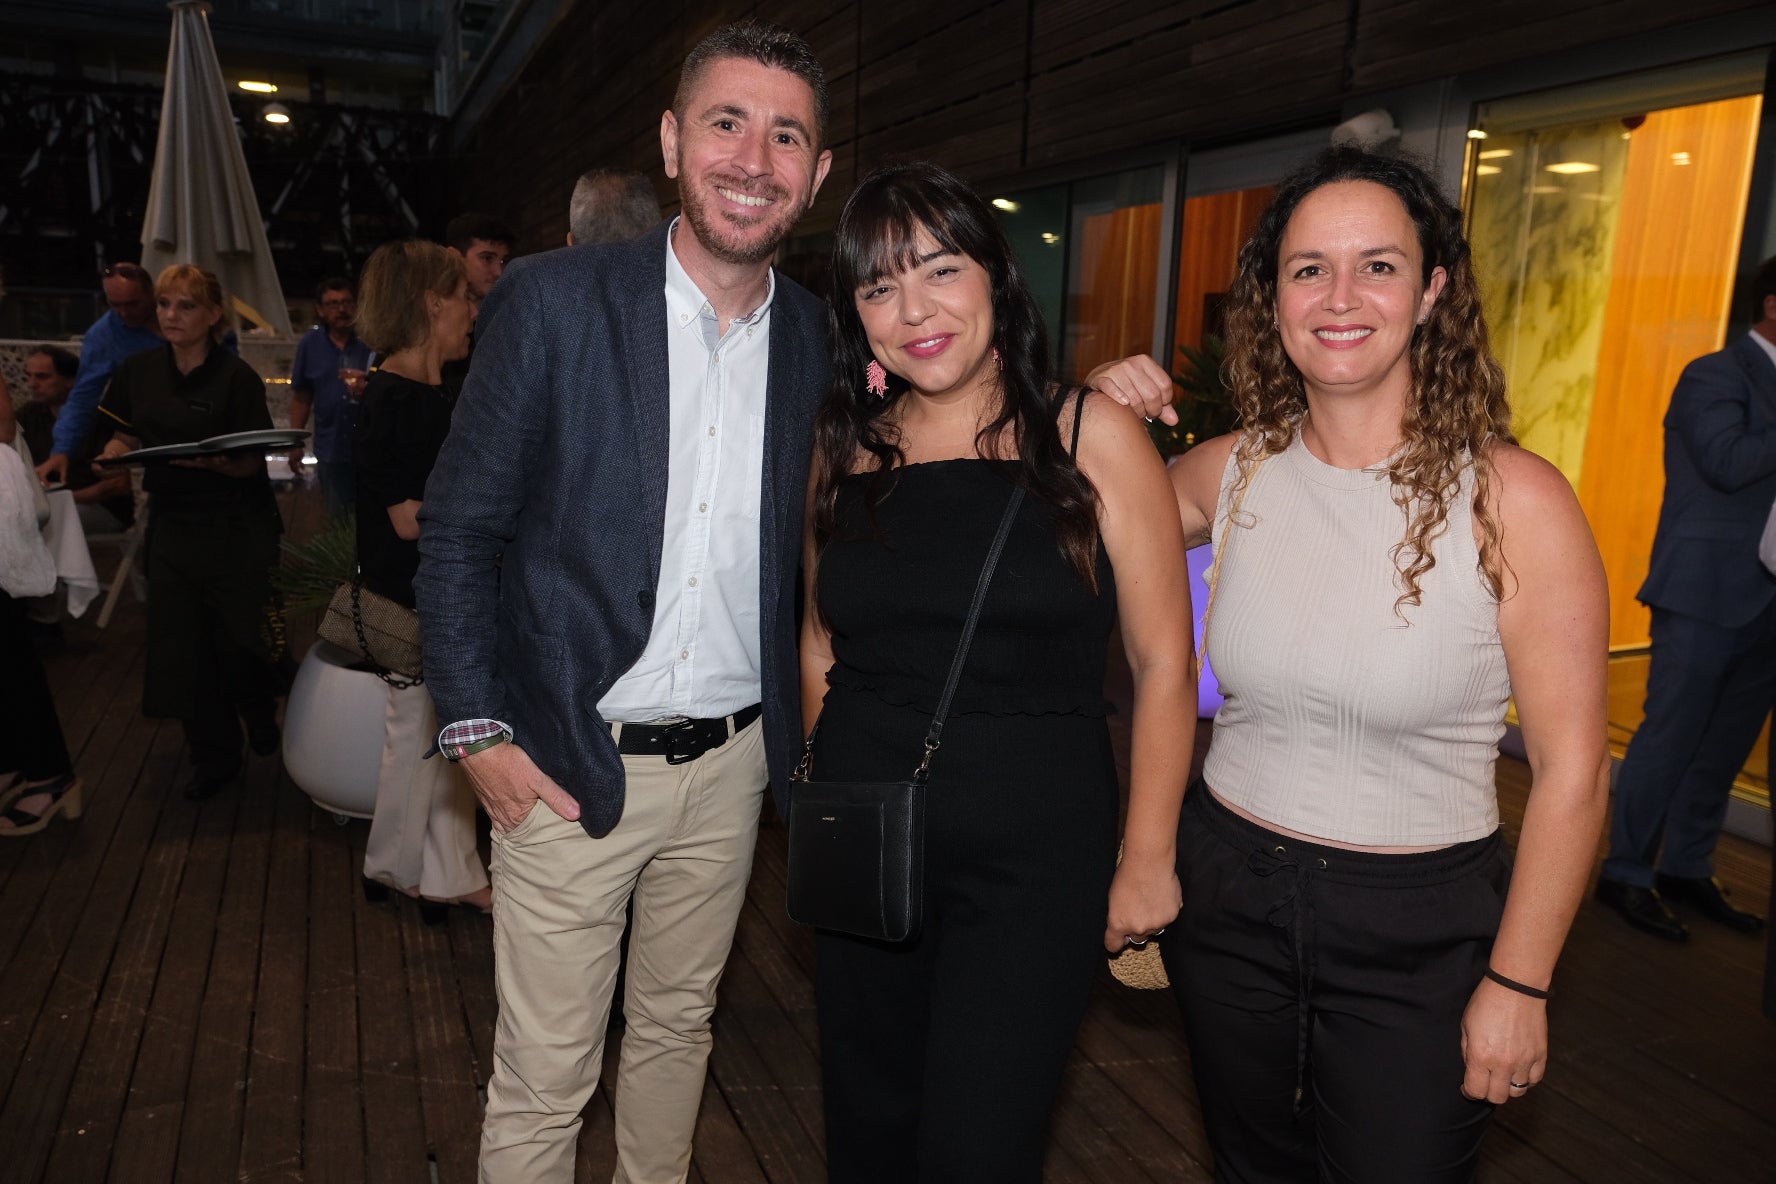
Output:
top-left (614, 704), bottom-right (761, 765)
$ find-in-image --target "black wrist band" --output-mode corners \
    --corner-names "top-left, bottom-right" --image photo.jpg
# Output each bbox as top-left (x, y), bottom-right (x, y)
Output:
top-left (1485, 968), bottom-right (1550, 1000)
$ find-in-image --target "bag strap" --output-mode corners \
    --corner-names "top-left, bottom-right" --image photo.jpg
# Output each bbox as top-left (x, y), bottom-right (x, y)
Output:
top-left (918, 390), bottom-right (1067, 770)
top-left (916, 483), bottom-right (1024, 782)
top-left (794, 482), bottom-right (1027, 785)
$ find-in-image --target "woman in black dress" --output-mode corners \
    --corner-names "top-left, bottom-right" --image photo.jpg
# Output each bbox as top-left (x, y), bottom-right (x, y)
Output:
top-left (798, 162), bottom-right (1197, 1181)
top-left (93, 264), bottom-right (287, 801)
top-left (352, 239), bottom-right (490, 920)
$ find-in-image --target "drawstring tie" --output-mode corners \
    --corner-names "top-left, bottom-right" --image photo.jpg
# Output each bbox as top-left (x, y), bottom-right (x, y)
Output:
top-left (1247, 844), bottom-right (1325, 1116)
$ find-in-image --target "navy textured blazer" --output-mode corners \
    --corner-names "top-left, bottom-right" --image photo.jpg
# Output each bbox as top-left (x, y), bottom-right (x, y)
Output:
top-left (1638, 332), bottom-right (1776, 629)
top-left (414, 221), bottom-right (828, 836)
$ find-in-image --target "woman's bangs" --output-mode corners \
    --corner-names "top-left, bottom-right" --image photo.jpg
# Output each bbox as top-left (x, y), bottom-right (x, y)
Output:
top-left (157, 277), bottom-right (209, 310)
top-left (840, 189), bottom-right (964, 293)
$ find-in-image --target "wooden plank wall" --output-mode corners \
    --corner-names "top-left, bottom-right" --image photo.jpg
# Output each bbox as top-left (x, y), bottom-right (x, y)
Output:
top-left (456, 0), bottom-right (1772, 248)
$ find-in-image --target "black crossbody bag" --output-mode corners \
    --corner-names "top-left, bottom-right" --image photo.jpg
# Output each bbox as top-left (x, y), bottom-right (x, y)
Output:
top-left (787, 485), bottom-right (1027, 943)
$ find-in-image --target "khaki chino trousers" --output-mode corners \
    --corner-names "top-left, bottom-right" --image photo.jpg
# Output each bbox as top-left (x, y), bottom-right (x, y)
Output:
top-left (479, 717), bottom-right (767, 1183)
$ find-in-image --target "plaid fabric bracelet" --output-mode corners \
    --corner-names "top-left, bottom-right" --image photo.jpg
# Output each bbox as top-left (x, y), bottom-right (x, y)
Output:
top-left (436, 718), bottom-right (514, 761)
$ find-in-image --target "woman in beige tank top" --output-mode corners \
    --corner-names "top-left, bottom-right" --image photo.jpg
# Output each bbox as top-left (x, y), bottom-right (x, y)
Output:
top-left (1107, 146), bottom-right (1612, 1180)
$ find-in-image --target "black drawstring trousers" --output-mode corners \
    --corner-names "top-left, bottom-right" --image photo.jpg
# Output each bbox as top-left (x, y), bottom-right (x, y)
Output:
top-left (1161, 783), bottom-right (1509, 1183)
top-left (0, 592), bottom-right (74, 782)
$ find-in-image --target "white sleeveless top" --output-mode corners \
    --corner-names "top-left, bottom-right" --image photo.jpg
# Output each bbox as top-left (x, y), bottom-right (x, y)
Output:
top-left (1202, 430), bottom-right (1509, 845)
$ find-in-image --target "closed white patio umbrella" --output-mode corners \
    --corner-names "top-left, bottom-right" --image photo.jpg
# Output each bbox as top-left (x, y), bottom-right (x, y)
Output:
top-left (141, 0), bottom-right (289, 337)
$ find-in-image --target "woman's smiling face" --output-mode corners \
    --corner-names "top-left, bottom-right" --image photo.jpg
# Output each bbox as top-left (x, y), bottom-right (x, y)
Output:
top-left (1274, 180), bottom-right (1445, 405)
top-left (854, 226), bottom-right (997, 401)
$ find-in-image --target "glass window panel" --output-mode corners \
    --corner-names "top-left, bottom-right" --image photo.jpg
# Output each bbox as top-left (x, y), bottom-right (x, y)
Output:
top-left (1469, 79), bottom-right (1767, 800)
top-left (1468, 94), bottom-right (1762, 650)
top-left (992, 184), bottom-right (1068, 368)
top-left (1161, 186), bottom-right (1274, 455)
top-left (1470, 119), bottom-right (1635, 485)
top-left (1062, 167), bottom-right (1165, 383)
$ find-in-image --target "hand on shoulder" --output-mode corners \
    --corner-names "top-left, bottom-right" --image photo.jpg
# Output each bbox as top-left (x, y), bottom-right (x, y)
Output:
top-left (1068, 388), bottom-right (1150, 457)
top-left (1084, 353), bottom-right (1180, 424)
top-left (1068, 390), bottom-right (1190, 580)
top-left (1070, 388), bottom-right (1186, 505)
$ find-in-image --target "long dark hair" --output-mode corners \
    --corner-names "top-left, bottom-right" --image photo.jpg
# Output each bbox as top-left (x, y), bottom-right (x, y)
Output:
top-left (810, 161), bottom-right (1100, 590)
top-left (1222, 144), bottom-right (1514, 606)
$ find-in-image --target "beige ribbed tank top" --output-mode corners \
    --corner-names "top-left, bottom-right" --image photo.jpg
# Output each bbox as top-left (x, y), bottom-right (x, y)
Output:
top-left (1202, 429), bottom-right (1509, 845)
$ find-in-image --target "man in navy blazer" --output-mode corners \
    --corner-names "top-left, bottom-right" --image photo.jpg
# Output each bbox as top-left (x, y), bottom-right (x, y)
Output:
top-left (414, 21), bottom-right (834, 1182)
top-left (1597, 257), bottom-right (1776, 942)
top-left (414, 20), bottom-right (1176, 1179)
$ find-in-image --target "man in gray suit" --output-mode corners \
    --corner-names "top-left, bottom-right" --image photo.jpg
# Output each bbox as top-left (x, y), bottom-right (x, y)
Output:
top-left (415, 21), bottom-right (834, 1182)
top-left (1597, 257), bottom-right (1776, 942)
top-left (567, 166), bottom-right (662, 247)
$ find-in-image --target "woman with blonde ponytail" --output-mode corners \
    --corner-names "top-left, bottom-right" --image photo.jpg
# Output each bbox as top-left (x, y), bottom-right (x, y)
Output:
top-left (1161, 145), bottom-right (1610, 1180)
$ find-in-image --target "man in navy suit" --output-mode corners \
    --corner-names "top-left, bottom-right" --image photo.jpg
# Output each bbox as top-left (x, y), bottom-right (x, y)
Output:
top-left (1597, 257), bottom-right (1776, 942)
top-left (415, 20), bottom-right (1176, 1178)
top-left (415, 21), bottom-right (834, 1182)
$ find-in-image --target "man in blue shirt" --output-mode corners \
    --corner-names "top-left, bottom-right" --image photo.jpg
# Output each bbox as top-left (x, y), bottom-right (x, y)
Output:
top-left (288, 276), bottom-right (373, 517)
top-left (35, 262), bottom-right (162, 486)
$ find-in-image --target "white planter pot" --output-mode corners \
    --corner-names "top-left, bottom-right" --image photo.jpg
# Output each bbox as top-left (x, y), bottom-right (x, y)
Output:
top-left (282, 639), bottom-right (388, 820)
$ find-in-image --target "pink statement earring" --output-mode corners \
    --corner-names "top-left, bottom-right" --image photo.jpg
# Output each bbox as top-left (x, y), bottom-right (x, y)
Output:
top-left (865, 360), bottom-right (888, 398)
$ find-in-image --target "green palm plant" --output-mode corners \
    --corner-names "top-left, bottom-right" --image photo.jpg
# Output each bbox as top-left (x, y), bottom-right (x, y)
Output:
top-left (1146, 334), bottom-right (1239, 459)
top-left (272, 516), bottom-right (357, 612)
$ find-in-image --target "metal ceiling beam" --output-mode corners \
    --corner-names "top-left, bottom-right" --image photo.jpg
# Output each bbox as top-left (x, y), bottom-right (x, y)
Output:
top-left (0, 0), bottom-right (438, 72)
top-left (447, 0), bottom-right (577, 145)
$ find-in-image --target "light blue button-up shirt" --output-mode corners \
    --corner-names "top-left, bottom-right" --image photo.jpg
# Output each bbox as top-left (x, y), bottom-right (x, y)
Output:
top-left (52, 311), bottom-right (163, 458)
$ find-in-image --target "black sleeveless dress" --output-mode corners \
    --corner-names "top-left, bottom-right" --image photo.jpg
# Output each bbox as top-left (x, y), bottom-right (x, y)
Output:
top-left (809, 436), bottom-right (1122, 1181)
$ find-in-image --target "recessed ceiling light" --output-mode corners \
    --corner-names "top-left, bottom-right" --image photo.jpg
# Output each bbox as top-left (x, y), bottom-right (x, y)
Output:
top-left (1544, 162), bottom-right (1600, 175)
top-left (1467, 129), bottom-right (1488, 140)
top-left (238, 80), bottom-right (277, 94)
top-left (1041, 232), bottom-right (1060, 244)
top-left (991, 198), bottom-right (1019, 212)
top-left (263, 102), bottom-right (291, 125)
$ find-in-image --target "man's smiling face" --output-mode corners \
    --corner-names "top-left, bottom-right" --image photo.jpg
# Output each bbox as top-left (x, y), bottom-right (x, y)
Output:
top-left (662, 56), bottom-right (831, 266)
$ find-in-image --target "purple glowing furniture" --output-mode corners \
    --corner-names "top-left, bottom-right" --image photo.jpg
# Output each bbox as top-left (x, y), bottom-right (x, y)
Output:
top-left (1189, 544), bottom-right (1223, 718)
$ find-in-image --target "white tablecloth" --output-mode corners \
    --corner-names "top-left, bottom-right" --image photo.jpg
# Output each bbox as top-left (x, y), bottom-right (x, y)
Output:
top-left (42, 488), bottom-right (100, 618)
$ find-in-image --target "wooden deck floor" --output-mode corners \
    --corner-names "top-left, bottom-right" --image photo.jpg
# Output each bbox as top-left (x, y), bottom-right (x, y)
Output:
top-left (5, 500), bottom-right (1776, 1181)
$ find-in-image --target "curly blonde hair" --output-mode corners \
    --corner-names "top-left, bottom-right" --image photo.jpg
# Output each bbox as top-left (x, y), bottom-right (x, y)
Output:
top-left (1220, 145), bottom-right (1514, 610)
